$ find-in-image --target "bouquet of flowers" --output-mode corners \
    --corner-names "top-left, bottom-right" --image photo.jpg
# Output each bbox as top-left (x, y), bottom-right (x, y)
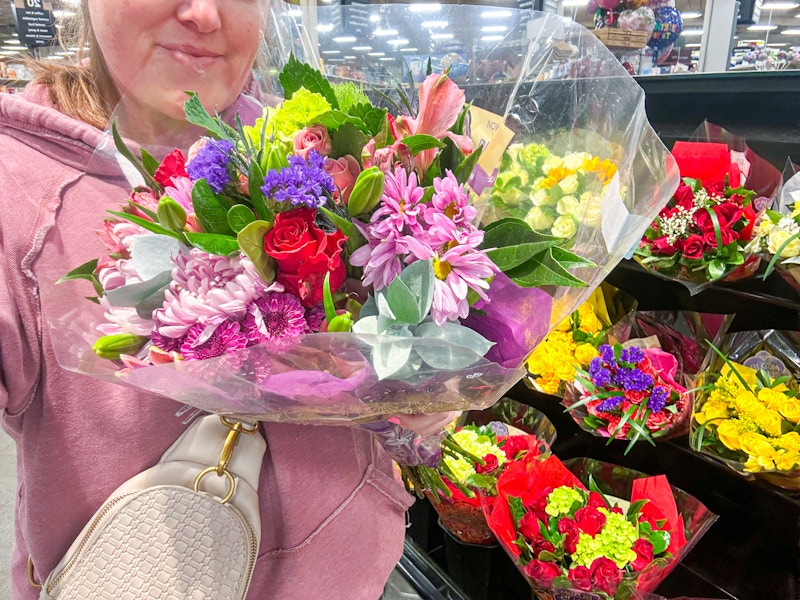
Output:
top-left (412, 419), bottom-right (552, 545)
top-left (482, 456), bottom-right (716, 599)
top-left (45, 6), bottom-right (678, 467)
top-left (526, 283), bottom-right (636, 397)
top-left (488, 143), bottom-right (619, 241)
top-left (634, 141), bottom-right (766, 292)
top-left (691, 330), bottom-right (800, 490)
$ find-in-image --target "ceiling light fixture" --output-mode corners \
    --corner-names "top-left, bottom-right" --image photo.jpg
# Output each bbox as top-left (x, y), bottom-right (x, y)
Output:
top-left (747, 24), bottom-right (778, 30)
top-left (481, 9), bottom-right (512, 18)
top-left (761, 2), bottom-right (799, 9)
top-left (681, 11), bottom-right (703, 18)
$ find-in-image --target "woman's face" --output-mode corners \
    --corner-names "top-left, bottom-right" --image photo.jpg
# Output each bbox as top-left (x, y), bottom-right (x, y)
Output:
top-left (89, 0), bottom-right (262, 123)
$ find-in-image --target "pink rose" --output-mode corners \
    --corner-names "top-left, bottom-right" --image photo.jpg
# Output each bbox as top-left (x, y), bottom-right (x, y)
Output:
top-left (589, 556), bottom-right (624, 595)
top-left (293, 125), bottom-right (332, 160)
top-left (631, 538), bottom-right (655, 571)
top-left (523, 559), bottom-right (562, 587)
top-left (567, 565), bottom-right (593, 591)
top-left (324, 155), bottom-right (361, 204)
top-left (574, 506), bottom-right (606, 536)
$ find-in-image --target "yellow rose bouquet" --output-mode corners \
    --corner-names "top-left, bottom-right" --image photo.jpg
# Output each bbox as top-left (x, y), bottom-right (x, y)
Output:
top-left (691, 331), bottom-right (800, 490)
top-left (525, 283), bottom-right (636, 397)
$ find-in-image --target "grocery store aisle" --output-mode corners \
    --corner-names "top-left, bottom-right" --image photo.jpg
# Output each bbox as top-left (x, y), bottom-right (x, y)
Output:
top-left (0, 429), bottom-right (15, 600)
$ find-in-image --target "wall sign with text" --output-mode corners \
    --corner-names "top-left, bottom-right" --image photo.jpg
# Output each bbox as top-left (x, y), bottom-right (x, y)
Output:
top-left (12, 0), bottom-right (57, 48)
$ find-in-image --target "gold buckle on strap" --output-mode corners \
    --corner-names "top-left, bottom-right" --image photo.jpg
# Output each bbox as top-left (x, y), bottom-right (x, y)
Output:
top-left (193, 416), bottom-right (258, 504)
top-left (27, 556), bottom-right (42, 589)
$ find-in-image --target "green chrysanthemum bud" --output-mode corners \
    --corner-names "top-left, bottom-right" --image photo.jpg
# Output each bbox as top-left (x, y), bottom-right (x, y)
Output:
top-left (263, 143), bottom-right (289, 173)
top-left (347, 166), bottom-right (385, 216)
top-left (92, 333), bottom-right (148, 360)
top-left (157, 196), bottom-right (187, 232)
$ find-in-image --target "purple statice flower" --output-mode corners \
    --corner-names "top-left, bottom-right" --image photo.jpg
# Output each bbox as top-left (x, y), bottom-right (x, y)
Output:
top-left (427, 170), bottom-right (477, 227)
top-left (591, 367), bottom-right (612, 388)
top-left (597, 395), bottom-right (625, 412)
top-left (616, 367), bottom-right (654, 392)
top-left (369, 166), bottom-right (426, 237)
top-left (243, 291), bottom-right (307, 344)
top-left (599, 344), bottom-right (615, 363)
top-left (620, 346), bottom-right (645, 364)
top-left (180, 320), bottom-right (248, 361)
top-left (261, 150), bottom-right (334, 209)
top-left (186, 139), bottom-right (234, 193)
top-left (648, 386), bottom-right (669, 413)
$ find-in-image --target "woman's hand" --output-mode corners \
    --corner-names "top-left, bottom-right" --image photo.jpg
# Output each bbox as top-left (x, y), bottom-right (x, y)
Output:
top-left (392, 411), bottom-right (459, 437)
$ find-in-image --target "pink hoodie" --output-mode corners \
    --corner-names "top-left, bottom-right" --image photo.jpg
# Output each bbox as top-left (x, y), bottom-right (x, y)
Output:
top-left (0, 86), bottom-right (412, 599)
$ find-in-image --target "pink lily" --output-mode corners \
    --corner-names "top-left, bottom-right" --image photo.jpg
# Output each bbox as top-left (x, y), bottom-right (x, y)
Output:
top-left (394, 73), bottom-right (472, 173)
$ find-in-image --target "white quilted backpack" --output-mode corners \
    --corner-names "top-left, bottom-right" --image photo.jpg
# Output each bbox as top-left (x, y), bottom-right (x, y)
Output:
top-left (38, 415), bottom-right (265, 600)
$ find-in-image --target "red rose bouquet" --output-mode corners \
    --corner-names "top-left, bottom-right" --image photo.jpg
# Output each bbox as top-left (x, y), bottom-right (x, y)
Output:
top-left (482, 456), bottom-right (717, 599)
top-left (564, 342), bottom-right (689, 453)
top-left (634, 141), bottom-right (766, 291)
top-left (408, 405), bottom-right (555, 545)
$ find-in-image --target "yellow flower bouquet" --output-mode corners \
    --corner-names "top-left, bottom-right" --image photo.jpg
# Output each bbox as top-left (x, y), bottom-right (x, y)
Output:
top-left (525, 283), bottom-right (636, 397)
top-left (691, 331), bottom-right (800, 490)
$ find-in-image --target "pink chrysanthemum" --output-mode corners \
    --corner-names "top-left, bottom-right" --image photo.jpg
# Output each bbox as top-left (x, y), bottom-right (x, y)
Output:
top-left (154, 250), bottom-right (278, 339)
top-left (304, 304), bottom-right (326, 333)
top-left (428, 171), bottom-right (477, 227)
top-left (244, 291), bottom-right (307, 344)
top-left (404, 225), bottom-right (496, 326)
top-left (369, 167), bottom-right (426, 238)
top-left (349, 226), bottom-right (406, 291)
top-left (180, 320), bottom-right (248, 361)
top-left (96, 258), bottom-right (155, 336)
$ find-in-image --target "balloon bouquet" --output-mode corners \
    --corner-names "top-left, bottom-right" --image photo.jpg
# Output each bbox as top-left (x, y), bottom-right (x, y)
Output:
top-left (589, 0), bottom-right (683, 65)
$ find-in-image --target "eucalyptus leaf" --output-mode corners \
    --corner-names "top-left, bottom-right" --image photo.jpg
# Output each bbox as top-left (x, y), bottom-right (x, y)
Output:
top-left (352, 315), bottom-right (380, 335)
top-left (130, 235), bottom-right (182, 280)
top-left (237, 220), bottom-right (276, 283)
top-left (192, 179), bottom-right (235, 236)
top-left (415, 322), bottom-right (494, 368)
top-left (397, 260), bottom-right (435, 322)
top-left (105, 270), bottom-right (173, 308)
top-left (373, 337), bottom-right (413, 380)
top-left (184, 232), bottom-right (240, 256)
top-left (386, 277), bottom-right (421, 324)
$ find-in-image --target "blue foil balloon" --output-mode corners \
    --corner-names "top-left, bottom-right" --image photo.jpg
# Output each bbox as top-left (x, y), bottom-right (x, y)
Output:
top-left (648, 7), bottom-right (683, 54)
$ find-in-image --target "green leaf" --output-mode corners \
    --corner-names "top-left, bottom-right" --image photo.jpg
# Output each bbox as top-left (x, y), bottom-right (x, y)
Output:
top-left (107, 210), bottom-right (183, 241)
top-left (487, 240), bottom-right (563, 272)
top-left (650, 529), bottom-right (671, 555)
top-left (183, 92), bottom-right (231, 139)
top-left (415, 322), bottom-right (494, 367)
top-left (279, 53), bottom-right (339, 108)
top-left (399, 134), bottom-right (444, 155)
top-left (140, 148), bottom-right (160, 177)
top-left (184, 232), bottom-right (239, 256)
top-left (330, 121), bottom-right (368, 164)
top-left (105, 270), bottom-right (173, 308)
top-left (111, 120), bottom-right (160, 191)
top-left (396, 260), bottom-right (435, 323)
top-left (372, 335), bottom-right (413, 380)
top-left (481, 218), bottom-right (562, 250)
top-left (454, 143), bottom-right (484, 186)
top-left (57, 259), bottom-right (104, 297)
top-left (550, 246), bottom-right (595, 270)
top-left (349, 103), bottom-right (388, 138)
top-left (227, 204), bottom-right (257, 233)
top-left (508, 496), bottom-right (526, 526)
top-left (247, 159), bottom-right (271, 222)
top-left (319, 207), bottom-right (366, 250)
top-left (507, 248), bottom-right (588, 287)
top-left (237, 220), bottom-right (276, 284)
top-left (706, 258), bottom-right (727, 281)
top-left (192, 179), bottom-right (235, 236)
top-left (386, 277), bottom-right (422, 324)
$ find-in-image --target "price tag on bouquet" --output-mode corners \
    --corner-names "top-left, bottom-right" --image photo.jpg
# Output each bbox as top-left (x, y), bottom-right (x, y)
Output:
top-left (466, 106), bottom-right (515, 195)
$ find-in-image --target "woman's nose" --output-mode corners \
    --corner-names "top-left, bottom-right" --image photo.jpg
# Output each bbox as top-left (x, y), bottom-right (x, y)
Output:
top-left (177, 0), bottom-right (223, 33)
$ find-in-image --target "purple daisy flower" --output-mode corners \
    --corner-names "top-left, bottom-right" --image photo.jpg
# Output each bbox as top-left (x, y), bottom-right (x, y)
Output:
top-left (186, 139), bottom-right (234, 193)
top-left (244, 291), bottom-right (307, 344)
top-left (428, 171), bottom-right (477, 227)
top-left (151, 330), bottom-right (184, 353)
top-left (180, 320), bottom-right (248, 361)
top-left (349, 226), bottom-right (406, 291)
top-left (261, 150), bottom-right (334, 209)
top-left (369, 167), bottom-right (426, 237)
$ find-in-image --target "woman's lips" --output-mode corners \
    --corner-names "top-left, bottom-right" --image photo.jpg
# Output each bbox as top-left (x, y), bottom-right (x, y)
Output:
top-left (160, 44), bottom-right (223, 70)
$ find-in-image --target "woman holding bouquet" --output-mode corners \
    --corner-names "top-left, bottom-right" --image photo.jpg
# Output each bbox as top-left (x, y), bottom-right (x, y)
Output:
top-left (0, 1), bottom-right (452, 598)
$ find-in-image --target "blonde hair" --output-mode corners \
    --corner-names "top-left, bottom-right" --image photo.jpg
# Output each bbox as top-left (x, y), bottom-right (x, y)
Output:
top-left (28, 3), bottom-right (118, 130)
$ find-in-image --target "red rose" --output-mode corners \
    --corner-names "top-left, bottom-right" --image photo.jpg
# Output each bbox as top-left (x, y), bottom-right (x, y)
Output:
top-left (602, 415), bottom-right (629, 439)
top-left (324, 155), bottom-right (361, 204)
top-left (518, 511), bottom-right (543, 542)
top-left (263, 208), bottom-right (347, 307)
top-left (154, 148), bottom-right (188, 187)
top-left (531, 536), bottom-right (556, 558)
top-left (645, 408), bottom-right (669, 430)
top-left (631, 538), bottom-right (655, 571)
top-left (293, 125), bottom-right (332, 160)
top-left (739, 204), bottom-right (758, 241)
top-left (673, 182), bottom-right (695, 210)
top-left (475, 453), bottom-right (499, 474)
top-left (650, 236), bottom-right (680, 256)
top-left (694, 203), bottom-right (742, 248)
top-left (574, 506), bottom-right (606, 536)
top-left (567, 565), bottom-right (593, 591)
top-left (624, 389), bottom-right (648, 404)
top-left (587, 491), bottom-right (607, 509)
top-left (558, 517), bottom-right (581, 554)
top-left (705, 181), bottom-right (725, 196)
top-left (500, 435), bottom-right (532, 460)
top-left (523, 559), bottom-right (562, 587)
top-left (589, 556), bottom-right (624, 595)
top-left (681, 233), bottom-right (706, 260)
